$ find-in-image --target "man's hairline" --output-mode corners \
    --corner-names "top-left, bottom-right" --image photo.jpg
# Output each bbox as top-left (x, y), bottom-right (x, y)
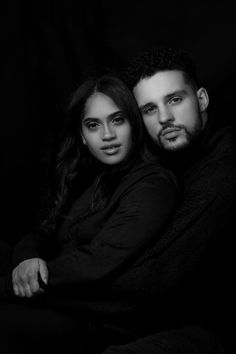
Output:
top-left (132, 69), bottom-right (198, 92)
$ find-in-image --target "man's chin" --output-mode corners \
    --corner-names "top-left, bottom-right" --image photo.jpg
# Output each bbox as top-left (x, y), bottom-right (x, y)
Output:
top-left (159, 136), bottom-right (189, 152)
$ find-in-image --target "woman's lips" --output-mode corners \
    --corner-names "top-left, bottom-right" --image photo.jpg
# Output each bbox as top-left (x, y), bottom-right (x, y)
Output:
top-left (101, 144), bottom-right (121, 154)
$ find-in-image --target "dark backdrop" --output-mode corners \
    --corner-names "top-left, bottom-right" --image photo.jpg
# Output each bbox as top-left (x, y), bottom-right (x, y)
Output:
top-left (2, 0), bottom-right (236, 244)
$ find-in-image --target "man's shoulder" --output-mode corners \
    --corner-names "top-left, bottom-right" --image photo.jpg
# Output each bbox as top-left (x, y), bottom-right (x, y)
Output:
top-left (210, 124), bottom-right (236, 156)
top-left (191, 125), bottom-right (236, 170)
top-left (184, 126), bottom-right (236, 200)
top-left (204, 125), bottom-right (236, 169)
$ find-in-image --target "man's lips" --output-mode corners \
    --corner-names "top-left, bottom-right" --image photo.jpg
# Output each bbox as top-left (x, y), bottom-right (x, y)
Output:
top-left (161, 127), bottom-right (181, 136)
top-left (161, 127), bottom-right (182, 140)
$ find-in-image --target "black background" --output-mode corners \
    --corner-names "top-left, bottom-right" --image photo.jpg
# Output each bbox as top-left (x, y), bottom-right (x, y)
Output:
top-left (2, 0), bottom-right (236, 244)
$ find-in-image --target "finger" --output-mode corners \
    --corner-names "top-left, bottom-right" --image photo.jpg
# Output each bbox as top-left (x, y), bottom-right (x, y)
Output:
top-left (23, 283), bottom-right (33, 298)
top-left (18, 277), bottom-right (28, 292)
top-left (34, 288), bottom-right (45, 296)
top-left (17, 285), bottom-right (26, 297)
top-left (39, 262), bottom-right (48, 285)
top-left (29, 278), bottom-right (40, 294)
top-left (13, 284), bottom-right (19, 296)
top-left (12, 274), bottom-right (23, 296)
top-left (12, 270), bottom-right (18, 286)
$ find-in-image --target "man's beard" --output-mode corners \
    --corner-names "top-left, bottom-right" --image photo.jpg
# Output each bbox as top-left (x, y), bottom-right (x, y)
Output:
top-left (157, 119), bottom-right (203, 153)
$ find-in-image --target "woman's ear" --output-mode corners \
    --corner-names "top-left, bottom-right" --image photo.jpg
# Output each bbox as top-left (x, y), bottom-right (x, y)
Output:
top-left (81, 135), bottom-right (87, 145)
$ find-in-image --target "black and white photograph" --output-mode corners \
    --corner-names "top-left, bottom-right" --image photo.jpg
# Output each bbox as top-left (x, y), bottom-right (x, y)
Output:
top-left (1, 1), bottom-right (236, 353)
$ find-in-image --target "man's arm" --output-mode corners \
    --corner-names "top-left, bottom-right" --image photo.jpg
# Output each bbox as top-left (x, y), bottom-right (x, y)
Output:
top-left (102, 325), bottom-right (224, 354)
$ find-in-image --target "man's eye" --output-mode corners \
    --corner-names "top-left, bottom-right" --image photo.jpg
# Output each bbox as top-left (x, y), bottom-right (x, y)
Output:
top-left (142, 106), bottom-right (157, 115)
top-left (169, 97), bottom-right (182, 104)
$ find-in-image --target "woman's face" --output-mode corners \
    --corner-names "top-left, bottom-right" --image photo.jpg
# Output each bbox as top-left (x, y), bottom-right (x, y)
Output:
top-left (81, 92), bottom-right (132, 165)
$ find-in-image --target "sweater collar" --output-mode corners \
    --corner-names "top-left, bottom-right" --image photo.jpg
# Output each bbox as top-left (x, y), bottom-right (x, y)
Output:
top-left (157, 120), bottom-right (229, 177)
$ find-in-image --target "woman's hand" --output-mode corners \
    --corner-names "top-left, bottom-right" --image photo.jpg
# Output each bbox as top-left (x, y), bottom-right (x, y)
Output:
top-left (12, 258), bottom-right (48, 298)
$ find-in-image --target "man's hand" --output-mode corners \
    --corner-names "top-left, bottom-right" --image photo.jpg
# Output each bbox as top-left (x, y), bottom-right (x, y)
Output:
top-left (12, 258), bottom-right (48, 298)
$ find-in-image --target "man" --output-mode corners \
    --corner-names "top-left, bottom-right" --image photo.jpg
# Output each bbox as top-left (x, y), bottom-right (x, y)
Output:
top-left (102, 47), bottom-right (236, 353)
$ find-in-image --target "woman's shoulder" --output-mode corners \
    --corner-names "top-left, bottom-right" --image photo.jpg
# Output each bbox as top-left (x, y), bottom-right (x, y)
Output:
top-left (105, 160), bottom-right (179, 210)
top-left (121, 159), bottom-right (178, 190)
top-left (130, 159), bottom-right (177, 180)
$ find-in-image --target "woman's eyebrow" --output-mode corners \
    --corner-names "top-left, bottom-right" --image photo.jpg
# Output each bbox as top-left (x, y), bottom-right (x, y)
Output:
top-left (83, 110), bottom-right (122, 122)
top-left (82, 117), bottom-right (100, 123)
top-left (108, 110), bottom-right (122, 119)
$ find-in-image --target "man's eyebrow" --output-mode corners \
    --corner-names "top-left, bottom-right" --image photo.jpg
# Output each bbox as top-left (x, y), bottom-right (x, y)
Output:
top-left (139, 89), bottom-right (188, 110)
top-left (165, 89), bottom-right (187, 100)
top-left (139, 102), bottom-right (156, 110)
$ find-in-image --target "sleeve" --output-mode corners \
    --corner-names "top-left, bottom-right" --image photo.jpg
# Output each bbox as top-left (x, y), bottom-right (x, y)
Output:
top-left (12, 225), bottom-right (58, 267)
top-left (46, 174), bottom-right (178, 288)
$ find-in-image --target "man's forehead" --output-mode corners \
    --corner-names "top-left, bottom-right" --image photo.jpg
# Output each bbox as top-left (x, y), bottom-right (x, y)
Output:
top-left (133, 70), bottom-right (187, 103)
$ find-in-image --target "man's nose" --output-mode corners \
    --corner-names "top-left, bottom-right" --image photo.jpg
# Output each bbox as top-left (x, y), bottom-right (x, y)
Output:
top-left (102, 125), bottom-right (116, 140)
top-left (159, 106), bottom-right (174, 125)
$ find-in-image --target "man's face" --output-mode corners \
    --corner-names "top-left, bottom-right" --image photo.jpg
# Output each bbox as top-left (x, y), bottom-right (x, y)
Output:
top-left (133, 70), bottom-right (209, 152)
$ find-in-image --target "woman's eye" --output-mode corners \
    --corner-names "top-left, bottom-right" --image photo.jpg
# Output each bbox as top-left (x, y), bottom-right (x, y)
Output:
top-left (112, 116), bottom-right (125, 125)
top-left (85, 121), bottom-right (99, 130)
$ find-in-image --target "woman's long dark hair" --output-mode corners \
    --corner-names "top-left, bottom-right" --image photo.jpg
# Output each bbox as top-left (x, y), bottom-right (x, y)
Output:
top-left (40, 75), bottom-right (146, 228)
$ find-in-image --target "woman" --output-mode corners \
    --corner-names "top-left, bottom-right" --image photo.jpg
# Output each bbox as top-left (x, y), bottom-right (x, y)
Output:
top-left (0, 75), bottom-right (178, 353)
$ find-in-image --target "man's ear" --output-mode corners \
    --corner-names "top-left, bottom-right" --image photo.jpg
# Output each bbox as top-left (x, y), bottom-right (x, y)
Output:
top-left (197, 87), bottom-right (209, 112)
top-left (197, 87), bottom-right (209, 127)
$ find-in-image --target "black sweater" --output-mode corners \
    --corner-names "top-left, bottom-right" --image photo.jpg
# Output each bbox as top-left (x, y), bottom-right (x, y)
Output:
top-left (103, 125), bottom-right (236, 354)
top-left (11, 161), bottom-right (178, 338)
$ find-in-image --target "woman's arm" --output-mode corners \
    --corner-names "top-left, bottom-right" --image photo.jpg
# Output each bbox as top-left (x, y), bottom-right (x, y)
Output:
top-left (46, 173), bottom-right (178, 289)
top-left (11, 225), bottom-right (57, 298)
top-left (12, 225), bottom-right (58, 267)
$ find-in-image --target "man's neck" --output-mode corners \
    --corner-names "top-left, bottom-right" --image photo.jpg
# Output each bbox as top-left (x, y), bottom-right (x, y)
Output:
top-left (158, 121), bottom-right (215, 176)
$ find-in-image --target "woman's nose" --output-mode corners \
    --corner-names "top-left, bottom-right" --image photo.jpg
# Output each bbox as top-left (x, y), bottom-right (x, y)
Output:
top-left (102, 125), bottom-right (116, 141)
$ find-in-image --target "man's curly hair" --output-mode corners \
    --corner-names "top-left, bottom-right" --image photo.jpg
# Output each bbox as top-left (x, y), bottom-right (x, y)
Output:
top-left (122, 46), bottom-right (199, 90)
